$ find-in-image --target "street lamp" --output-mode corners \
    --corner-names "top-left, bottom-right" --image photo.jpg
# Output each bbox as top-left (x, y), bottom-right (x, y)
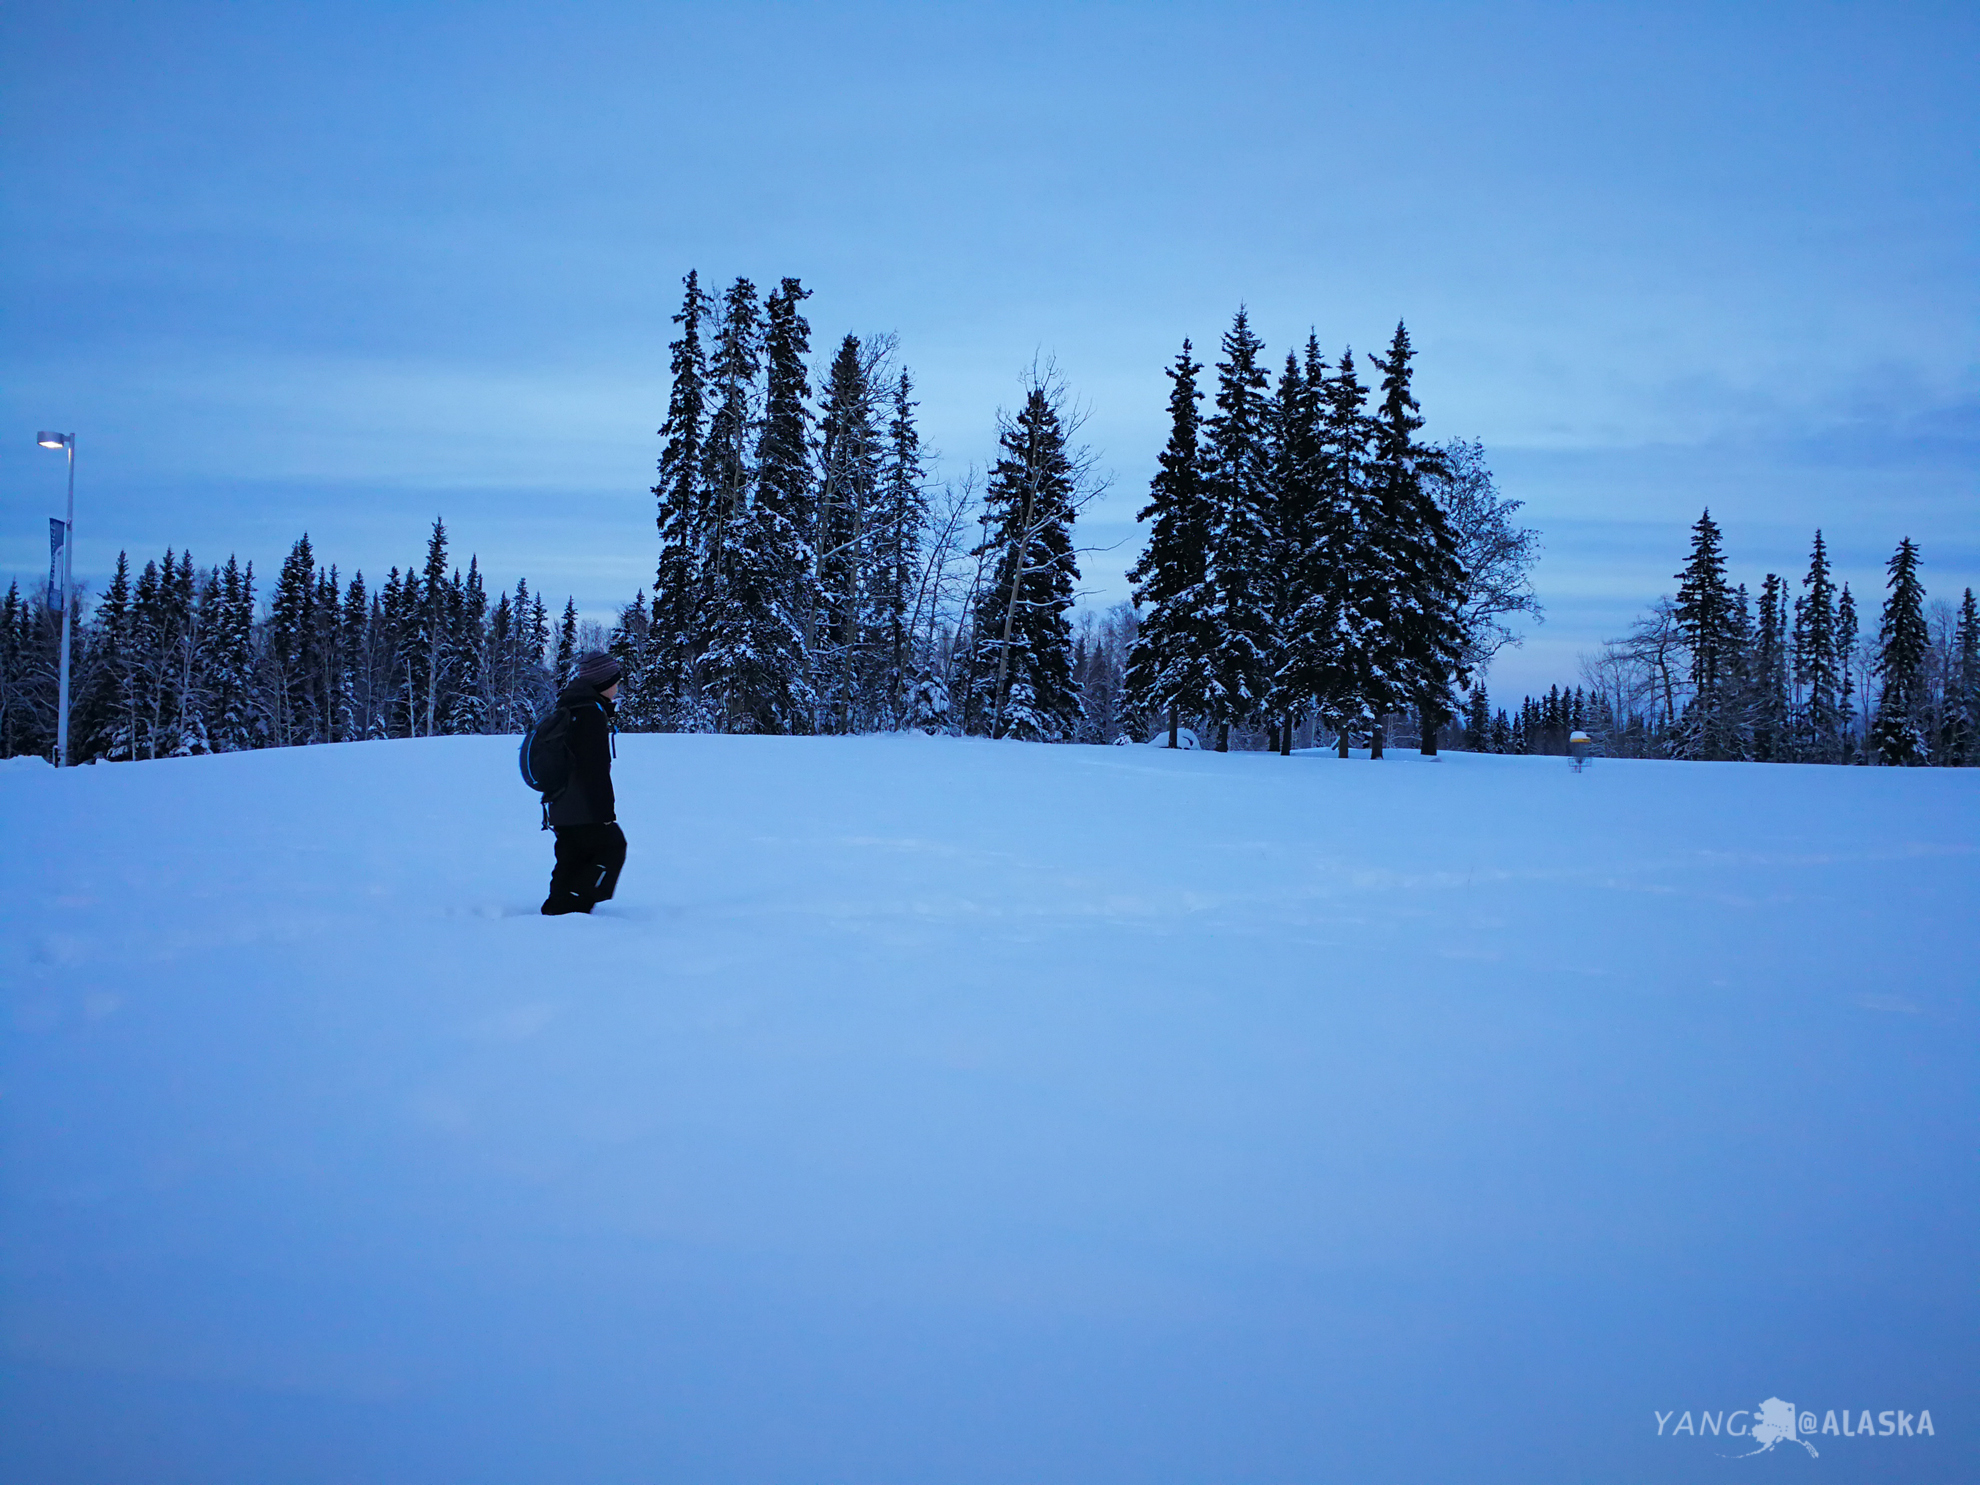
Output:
top-left (37, 431), bottom-right (75, 767)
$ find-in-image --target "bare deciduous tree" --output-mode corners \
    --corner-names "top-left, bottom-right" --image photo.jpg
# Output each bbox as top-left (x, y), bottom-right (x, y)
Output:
top-left (1425, 439), bottom-right (1543, 678)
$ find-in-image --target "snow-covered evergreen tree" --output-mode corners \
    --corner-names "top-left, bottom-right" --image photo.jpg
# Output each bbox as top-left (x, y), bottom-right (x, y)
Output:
top-left (1834, 581), bottom-right (1860, 757)
top-left (554, 598), bottom-right (578, 683)
top-left (1261, 344), bottom-right (1323, 754)
top-left (416, 520), bottom-right (455, 738)
top-left (728, 275), bottom-right (820, 733)
top-left (202, 554), bottom-right (255, 748)
top-left (870, 369), bottom-right (929, 728)
top-left (1314, 348), bottom-right (1380, 754)
top-left (1196, 308), bottom-right (1275, 753)
top-left (1368, 322), bottom-right (1467, 757)
top-left (1125, 339), bottom-right (1211, 747)
top-left (1792, 529), bottom-right (1841, 762)
top-left (652, 270), bottom-right (711, 716)
top-left (697, 277), bottom-right (764, 716)
top-left (963, 372), bottom-right (1084, 741)
top-left (1949, 588), bottom-right (1979, 766)
top-left (441, 558), bottom-right (489, 735)
top-left (605, 591), bottom-right (658, 731)
top-left (75, 551), bottom-right (134, 760)
top-left (1463, 683), bottom-right (1490, 751)
top-left (267, 536), bottom-right (319, 746)
top-left (0, 582), bottom-right (40, 758)
top-left (815, 334), bottom-right (884, 732)
top-left (1673, 509), bottom-right (1741, 760)
top-left (1754, 573), bottom-right (1790, 762)
top-left (1871, 537), bottom-right (1929, 765)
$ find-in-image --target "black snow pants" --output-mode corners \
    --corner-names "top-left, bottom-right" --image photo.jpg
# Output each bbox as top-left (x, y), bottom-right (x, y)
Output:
top-left (543, 823), bottom-right (627, 915)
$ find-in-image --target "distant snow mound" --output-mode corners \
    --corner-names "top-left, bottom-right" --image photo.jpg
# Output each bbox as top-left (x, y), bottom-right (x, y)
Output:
top-left (1147, 728), bottom-right (1201, 750)
top-left (1, 755), bottom-right (53, 772)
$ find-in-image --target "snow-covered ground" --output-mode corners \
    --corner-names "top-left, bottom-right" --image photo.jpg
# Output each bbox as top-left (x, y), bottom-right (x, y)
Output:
top-left (3, 735), bottom-right (1975, 1483)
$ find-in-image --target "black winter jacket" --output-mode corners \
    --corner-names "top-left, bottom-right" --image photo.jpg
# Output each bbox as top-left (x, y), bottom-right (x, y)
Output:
top-left (545, 681), bottom-right (617, 827)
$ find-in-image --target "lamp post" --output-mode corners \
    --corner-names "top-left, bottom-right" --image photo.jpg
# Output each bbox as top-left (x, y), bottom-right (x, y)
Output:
top-left (37, 431), bottom-right (75, 767)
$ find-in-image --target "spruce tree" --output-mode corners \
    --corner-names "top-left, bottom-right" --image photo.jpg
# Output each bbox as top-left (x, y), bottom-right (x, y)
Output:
top-left (1464, 683), bottom-right (1490, 751)
top-left (147, 550), bottom-right (198, 758)
top-left (418, 520), bottom-right (452, 738)
top-left (1729, 582), bottom-right (1757, 759)
top-left (206, 554), bottom-right (256, 751)
top-left (1674, 509), bottom-right (1738, 759)
top-left (699, 277), bottom-right (763, 673)
top-left (1124, 339), bottom-right (1211, 747)
top-left (1262, 343), bottom-right (1324, 754)
top-left (268, 535), bottom-right (320, 747)
top-left (554, 597), bottom-right (578, 681)
top-left (1196, 307), bottom-right (1274, 752)
top-left (815, 334), bottom-right (882, 731)
top-left (1318, 348), bottom-right (1379, 755)
top-left (1268, 336), bottom-right (1336, 753)
top-left (1792, 530), bottom-right (1840, 761)
top-left (1870, 538), bottom-right (1929, 765)
top-left (337, 570), bottom-right (371, 741)
top-left (306, 565), bottom-right (337, 742)
top-left (442, 558), bottom-right (488, 735)
top-left (1754, 573), bottom-right (1790, 761)
top-left (374, 568), bottom-right (404, 734)
top-left (1949, 588), bottom-right (1978, 766)
top-left (1368, 322), bottom-right (1466, 756)
top-left (653, 270), bottom-right (711, 715)
top-left (871, 368), bottom-right (929, 727)
top-left (76, 552), bottom-right (134, 759)
top-left (606, 591), bottom-right (658, 731)
top-left (0, 582), bottom-right (28, 757)
top-left (178, 562), bottom-right (224, 756)
top-left (1835, 582), bottom-right (1859, 758)
top-left (127, 555), bottom-right (162, 757)
top-left (528, 593), bottom-right (551, 680)
top-left (703, 278), bottom-right (817, 733)
top-left (965, 374), bottom-right (1083, 740)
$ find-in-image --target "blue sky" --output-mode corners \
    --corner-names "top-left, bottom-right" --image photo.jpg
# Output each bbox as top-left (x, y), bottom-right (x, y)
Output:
top-left (4, 0), bottom-right (1974, 699)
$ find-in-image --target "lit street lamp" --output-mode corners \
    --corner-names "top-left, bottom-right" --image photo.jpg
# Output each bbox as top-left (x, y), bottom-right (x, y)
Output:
top-left (37, 431), bottom-right (75, 767)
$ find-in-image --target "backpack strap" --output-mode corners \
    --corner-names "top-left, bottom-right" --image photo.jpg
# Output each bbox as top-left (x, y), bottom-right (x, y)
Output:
top-left (584, 697), bottom-right (617, 758)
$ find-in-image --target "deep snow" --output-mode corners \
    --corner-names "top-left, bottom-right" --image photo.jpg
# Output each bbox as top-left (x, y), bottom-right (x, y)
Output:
top-left (2, 734), bottom-right (1975, 1483)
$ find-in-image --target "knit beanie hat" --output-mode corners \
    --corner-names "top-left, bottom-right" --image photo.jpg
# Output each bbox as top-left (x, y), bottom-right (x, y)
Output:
top-left (575, 651), bottom-right (623, 689)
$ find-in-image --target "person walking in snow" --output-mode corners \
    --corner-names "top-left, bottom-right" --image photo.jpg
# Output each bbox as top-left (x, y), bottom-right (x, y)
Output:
top-left (542, 651), bottom-right (626, 916)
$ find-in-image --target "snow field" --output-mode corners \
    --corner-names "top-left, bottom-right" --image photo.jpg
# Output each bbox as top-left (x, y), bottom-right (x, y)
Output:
top-left (2, 735), bottom-right (1976, 1483)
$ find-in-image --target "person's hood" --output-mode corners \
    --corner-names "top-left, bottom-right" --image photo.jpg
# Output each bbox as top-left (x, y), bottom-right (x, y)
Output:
top-left (557, 679), bottom-right (617, 714)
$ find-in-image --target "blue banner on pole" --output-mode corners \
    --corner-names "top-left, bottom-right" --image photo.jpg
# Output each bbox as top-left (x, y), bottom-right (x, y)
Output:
top-left (48, 518), bottom-right (67, 609)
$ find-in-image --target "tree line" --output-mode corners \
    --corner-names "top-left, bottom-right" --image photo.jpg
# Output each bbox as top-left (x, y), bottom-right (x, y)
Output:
top-left (0, 520), bottom-right (563, 761)
top-left (1571, 514), bottom-right (1979, 765)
